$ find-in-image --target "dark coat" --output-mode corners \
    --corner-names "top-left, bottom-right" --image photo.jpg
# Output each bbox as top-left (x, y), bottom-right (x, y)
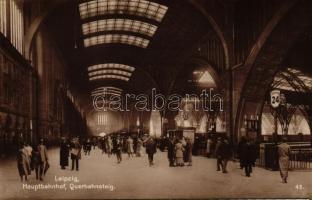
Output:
top-left (31, 150), bottom-right (41, 169)
top-left (113, 139), bottom-right (123, 153)
top-left (167, 139), bottom-right (175, 159)
top-left (145, 139), bottom-right (157, 154)
top-left (83, 141), bottom-right (92, 151)
top-left (216, 141), bottom-right (231, 159)
top-left (240, 142), bottom-right (257, 165)
top-left (60, 142), bottom-right (69, 166)
top-left (184, 142), bottom-right (193, 162)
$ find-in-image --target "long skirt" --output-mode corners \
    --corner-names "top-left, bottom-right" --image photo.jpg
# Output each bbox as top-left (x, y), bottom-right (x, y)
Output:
top-left (176, 157), bottom-right (184, 165)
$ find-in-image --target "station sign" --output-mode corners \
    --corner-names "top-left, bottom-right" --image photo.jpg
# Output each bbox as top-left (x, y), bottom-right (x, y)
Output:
top-left (270, 90), bottom-right (281, 108)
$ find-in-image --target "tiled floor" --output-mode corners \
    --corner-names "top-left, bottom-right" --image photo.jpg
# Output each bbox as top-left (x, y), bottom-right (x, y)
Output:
top-left (0, 147), bottom-right (311, 199)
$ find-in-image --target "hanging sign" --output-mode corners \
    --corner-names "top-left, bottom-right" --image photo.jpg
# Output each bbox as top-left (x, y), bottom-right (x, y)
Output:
top-left (270, 90), bottom-right (281, 108)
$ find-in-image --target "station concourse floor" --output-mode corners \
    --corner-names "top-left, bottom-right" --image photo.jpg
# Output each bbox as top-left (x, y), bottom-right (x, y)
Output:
top-left (0, 147), bottom-right (311, 199)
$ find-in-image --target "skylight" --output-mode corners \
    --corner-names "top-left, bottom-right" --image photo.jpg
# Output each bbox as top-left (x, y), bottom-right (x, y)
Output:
top-left (198, 71), bottom-right (215, 85)
top-left (92, 86), bottom-right (123, 96)
top-left (88, 63), bottom-right (135, 82)
top-left (91, 91), bottom-right (121, 96)
top-left (89, 74), bottom-right (130, 81)
top-left (78, 0), bottom-right (168, 48)
top-left (88, 63), bottom-right (135, 72)
top-left (191, 70), bottom-right (216, 87)
top-left (84, 34), bottom-right (149, 48)
top-left (82, 19), bottom-right (157, 37)
top-left (79, 0), bottom-right (168, 22)
top-left (92, 86), bottom-right (123, 94)
top-left (89, 69), bottom-right (132, 77)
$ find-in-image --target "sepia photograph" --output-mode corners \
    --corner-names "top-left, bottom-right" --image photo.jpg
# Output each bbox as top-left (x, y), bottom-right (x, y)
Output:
top-left (0, 0), bottom-right (311, 199)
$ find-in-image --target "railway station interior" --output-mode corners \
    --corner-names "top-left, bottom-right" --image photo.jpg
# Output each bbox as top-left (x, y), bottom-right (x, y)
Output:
top-left (0, 0), bottom-right (312, 199)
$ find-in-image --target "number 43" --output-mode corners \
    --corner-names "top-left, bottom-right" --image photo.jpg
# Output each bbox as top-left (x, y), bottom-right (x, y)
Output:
top-left (295, 184), bottom-right (304, 190)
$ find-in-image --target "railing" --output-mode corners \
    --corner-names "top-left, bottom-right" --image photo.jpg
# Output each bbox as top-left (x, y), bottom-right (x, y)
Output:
top-left (258, 142), bottom-right (312, 170)
top-left (289, 148), bottom-right (312, 170)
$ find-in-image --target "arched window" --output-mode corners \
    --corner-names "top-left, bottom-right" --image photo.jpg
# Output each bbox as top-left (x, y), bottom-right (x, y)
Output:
top-left (149, 111), bottom-right (161, 137)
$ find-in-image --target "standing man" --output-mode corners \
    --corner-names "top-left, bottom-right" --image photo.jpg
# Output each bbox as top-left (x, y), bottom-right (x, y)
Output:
top-left (70, 138), bottom-right (82, 171)
top-left (278, 137), bottom-right (291, 183)
top-left (221, 138), bottom-right (232, 173)
top-left (215, 137), bottom-right (223, 171)
top-left (145, 136), bottom-right (157, 166)
top-left (84, 138), bottom-right (92, 156)
top-left (60, 137), bottom-right (69, 169)
top-left (184, 138), bottom-right (193, 166)
top-left (240, 138), bottom-right (257, 177)
top-left (167, 136), bottom-right (175, 167)
top-left (238, 136), bottom-right (247, 169)
top-left (115, 136), bottom-right (123, 164)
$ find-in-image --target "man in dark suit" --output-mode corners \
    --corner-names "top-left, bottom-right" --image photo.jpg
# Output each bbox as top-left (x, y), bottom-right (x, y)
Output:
top-left (145, 137), bottom-right (157, 166)
top-left (167, 136), bottom-right (175, 167)
top-left (240, 138), bottom-right (257, 177)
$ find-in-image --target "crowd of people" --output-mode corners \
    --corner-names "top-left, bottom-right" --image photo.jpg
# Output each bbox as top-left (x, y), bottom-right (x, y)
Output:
top-left (167, 136), bottom-right (193, 167)
top-left (16, 134), bottom-right (292, 184)
top-left (17, 139), bottom-right (48, 182)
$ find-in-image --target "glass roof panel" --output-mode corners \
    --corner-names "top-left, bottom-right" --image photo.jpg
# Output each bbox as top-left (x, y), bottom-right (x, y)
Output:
top-left (91, 91), bottom-right (121, 97)
top-left (88, 63), bottom-right (135, 72)
top-left (82, 19), bottom-right (157, 37)
top-left (79, 0), bottom-right (168, 22)
top-left (89, 69), bottom-right (132, 77)
top-left (84, 34), bottom-right (149, 48)
top-left (89, 74), bottom-right (130, 81)
top-left (93, 86), bottom-right (123, 93)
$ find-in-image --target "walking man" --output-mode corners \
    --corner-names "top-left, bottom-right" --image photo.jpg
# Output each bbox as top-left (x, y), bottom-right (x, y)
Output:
top-left (167, 136), bottom-right (175, 167)
top-left (70, 138), bottom-right (81, 171)
top-left (241, 138), bottom-right (257, 177)
top-left (115, 137), bottom-right (123, 164)
top-left (215, 137), bottom-right (223, 171)
top-left (145, 136), bottom-right (157, 166)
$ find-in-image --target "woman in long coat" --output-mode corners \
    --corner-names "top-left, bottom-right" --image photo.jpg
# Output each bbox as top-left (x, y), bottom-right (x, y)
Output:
top-left (126, 137), bottom-right (134, 157)
top-left (17, 144), bottom-right (30, 182)
top-left (278, 137), bottom-right (291, 183)
top-left (60, 138), bottom-right (69, 169)
top-left (106, 136), bottom-right (112, 157)
top-left (175, 140), bottom-right (185, 167)
top-left (136, 138), bottom-right (143, 157)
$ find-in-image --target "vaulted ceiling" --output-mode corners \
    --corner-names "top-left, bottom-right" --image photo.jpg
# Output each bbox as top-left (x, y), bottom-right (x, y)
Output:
top-left (43, 0), bottom-right (214, 111)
